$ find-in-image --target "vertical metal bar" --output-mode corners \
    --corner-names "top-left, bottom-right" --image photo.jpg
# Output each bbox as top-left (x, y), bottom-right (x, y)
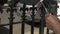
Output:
top-left (39, 18), bottom-right (44, 34)
top-left (21, 4), bottom-right (26, 34)
top-left (0, 18), bottom-right (1, 27)
top-left (47, 28), bottom-right (49, 34)
top-left (0, 18), bottom-right (1, 25)
top-left (39, 6), bottom-right (45, 34)
top-left (9, 7), bottom-right (14, 34)
top-left (9, 0), bottom-right (15, 34)
top-left (0, 4), bottom-right (3, 13)
top-left (31, 4), bottom-right (35, 34)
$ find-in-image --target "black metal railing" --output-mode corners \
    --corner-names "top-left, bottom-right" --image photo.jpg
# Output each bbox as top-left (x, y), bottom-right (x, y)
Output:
top-left (0, 4), bottom-right (49, 34)
top-left (0, 0), bottom-right (58, 34)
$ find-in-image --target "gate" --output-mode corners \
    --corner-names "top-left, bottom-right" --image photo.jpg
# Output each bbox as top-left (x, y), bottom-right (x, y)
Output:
top-left (0, 0), bottom-right (58, 34)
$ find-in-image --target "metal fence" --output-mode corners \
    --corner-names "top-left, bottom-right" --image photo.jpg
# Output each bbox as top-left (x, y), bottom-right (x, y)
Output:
top-left (0, 0), bottom-right (58, 34)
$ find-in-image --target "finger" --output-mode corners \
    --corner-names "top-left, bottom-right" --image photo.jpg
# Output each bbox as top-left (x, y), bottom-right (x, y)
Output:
top-left (45, 13), bottom-right (50, 17)
top-left (46, 19), bottom-right (52, 29)
top-left (45, 13), bottom-right (52, 19)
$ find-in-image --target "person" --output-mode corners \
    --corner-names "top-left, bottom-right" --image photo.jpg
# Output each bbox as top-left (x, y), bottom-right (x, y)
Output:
top-left (45, 13), bottom-right (60, 34)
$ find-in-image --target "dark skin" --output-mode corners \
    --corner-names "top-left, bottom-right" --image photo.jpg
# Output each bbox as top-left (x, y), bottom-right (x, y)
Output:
top-left (45, 13), bottom-right (60, 34)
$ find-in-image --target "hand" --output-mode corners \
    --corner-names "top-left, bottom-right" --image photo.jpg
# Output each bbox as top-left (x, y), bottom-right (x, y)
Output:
top-left (45, 13), bottom-right (60, 32)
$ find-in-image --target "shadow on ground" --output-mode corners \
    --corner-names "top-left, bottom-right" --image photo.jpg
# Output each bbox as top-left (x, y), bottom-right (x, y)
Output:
top-left (0, 26), bottom-right (9, 34)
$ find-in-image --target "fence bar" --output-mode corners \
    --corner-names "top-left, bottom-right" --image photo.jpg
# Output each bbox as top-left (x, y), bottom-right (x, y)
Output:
top-left (31, 4), bottom-right (35, 34)
top-left (9, 7), bottom-right (14, 34)
top-left (0, 4), bottom-right (3, 13)
top-left (0, 18), bottom-right (1, 25)
top-left (47, 28), bottom-right (49, 34)
top-left (9, 0), bottom-right (15, 34)
top-left (39, 6), bottom-right (45, 34)
top-left (0, 18), bottom-right (1, 27)
top-left (21, 4), bottom-right (26, 34)
top-left (39, 17), bottom-right (44, 34)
